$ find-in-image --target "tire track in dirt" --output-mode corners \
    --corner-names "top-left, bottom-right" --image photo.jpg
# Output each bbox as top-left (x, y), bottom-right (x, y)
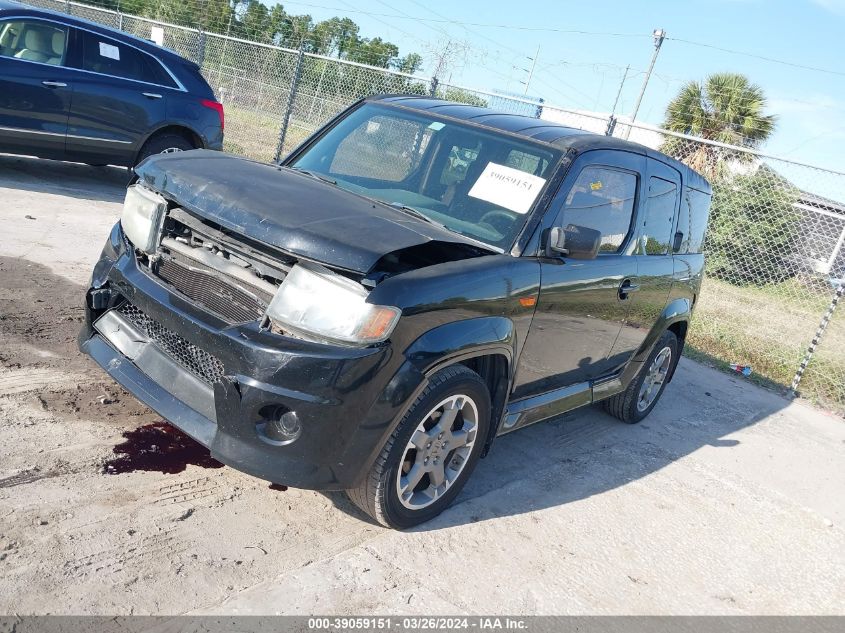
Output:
top-left (63, 528), bottom-right (191, 578)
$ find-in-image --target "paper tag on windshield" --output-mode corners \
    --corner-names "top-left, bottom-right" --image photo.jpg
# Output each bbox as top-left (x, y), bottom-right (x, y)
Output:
top-left (467, 162), bottom-right (546, 214)
top-left (99, 42), bottom-right (120, 60)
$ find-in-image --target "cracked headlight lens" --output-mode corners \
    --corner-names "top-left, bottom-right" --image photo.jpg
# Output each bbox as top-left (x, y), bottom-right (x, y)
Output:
top-left (266, 262), bottom-right (400, 345)
top-left (121, 184), bottom-right (167, 253)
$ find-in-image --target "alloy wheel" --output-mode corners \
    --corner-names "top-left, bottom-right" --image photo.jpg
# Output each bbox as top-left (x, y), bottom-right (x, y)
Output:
top-left (395, 394), bottom-right (479, 510)
top-left (637, 346), bottom-right (672, 412)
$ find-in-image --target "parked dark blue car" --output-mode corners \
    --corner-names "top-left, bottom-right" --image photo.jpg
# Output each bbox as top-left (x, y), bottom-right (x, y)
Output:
top-left (0, 0), bottom-right (223, 166)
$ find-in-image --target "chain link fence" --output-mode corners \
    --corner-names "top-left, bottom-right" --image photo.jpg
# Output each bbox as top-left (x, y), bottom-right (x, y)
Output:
top-left (16, 0), bottom-right (845, 411)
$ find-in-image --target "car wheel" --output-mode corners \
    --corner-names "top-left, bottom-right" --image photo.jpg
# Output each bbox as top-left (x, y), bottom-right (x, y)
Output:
top-left (135, 133), bottom-right (194, 166)
top-left (601, 329), bottom-right (678, 424)
top-left (348, 364), bottom-right (491, 529)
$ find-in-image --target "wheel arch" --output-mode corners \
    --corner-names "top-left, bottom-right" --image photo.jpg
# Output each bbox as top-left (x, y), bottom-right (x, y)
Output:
top-left (632, 297), bottom-right (692, 363)
top-left (134, 123), bottom-right (205, 163)
top-left (404, 317), bottom-right (517, 460)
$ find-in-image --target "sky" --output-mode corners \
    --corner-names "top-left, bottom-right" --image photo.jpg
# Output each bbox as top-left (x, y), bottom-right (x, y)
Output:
top-left (275, 0), bottom-right (845, 184)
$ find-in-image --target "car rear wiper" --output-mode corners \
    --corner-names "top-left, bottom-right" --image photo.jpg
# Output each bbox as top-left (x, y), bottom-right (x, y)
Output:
top-left (287, 166), bottom-right (337, 185)
top-left (388, 202), bottom-right (447, 229)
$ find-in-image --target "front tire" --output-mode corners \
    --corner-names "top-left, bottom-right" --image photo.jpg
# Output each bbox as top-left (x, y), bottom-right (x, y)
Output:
top-left (601, 329), bottom-right (678, 424)
top-left (348, 365), bottom-right (491, 529)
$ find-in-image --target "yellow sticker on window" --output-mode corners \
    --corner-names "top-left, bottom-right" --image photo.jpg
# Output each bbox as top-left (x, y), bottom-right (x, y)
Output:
top-left (590, 181), bottom-right (603, 191)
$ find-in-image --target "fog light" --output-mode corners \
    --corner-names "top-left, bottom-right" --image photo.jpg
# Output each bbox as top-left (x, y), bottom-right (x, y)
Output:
top-left (256, 406), bottom-right (301, 445)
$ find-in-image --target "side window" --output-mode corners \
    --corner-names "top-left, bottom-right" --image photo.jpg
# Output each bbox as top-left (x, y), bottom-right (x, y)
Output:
top-left (676, 188), bottom-right (711, 254)
top-left (330, 115), bottom-right (430, 182)
top-left (78, 31), bottom-right (159, 84)
top-left (558, 166), bottom-right (637, 253)
top-left (440, 142), bottom-right (480, 186)
top-left (0, 19), bottom-right (68, 65)
top-left (640, 176), bottom-right (678, 255)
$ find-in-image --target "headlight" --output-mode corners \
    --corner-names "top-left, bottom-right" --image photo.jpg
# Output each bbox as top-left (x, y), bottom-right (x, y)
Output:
top-left (121, 184), bottom-right (167, 253)
top-left (266, 262), bottom-right (400, 345)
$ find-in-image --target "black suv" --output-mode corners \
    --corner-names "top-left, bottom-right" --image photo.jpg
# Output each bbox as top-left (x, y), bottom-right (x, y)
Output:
top-left (79, 95), bottom-right (711, 528)
top-left (0, 0), bottom-right (223, 166)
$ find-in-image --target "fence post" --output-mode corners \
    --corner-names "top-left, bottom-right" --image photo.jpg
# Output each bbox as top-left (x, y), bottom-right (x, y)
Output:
top-left (429, 76), bottom-right (439, 97)
top-left (790, 281), bottom-right (845, 397)
top-left (196, 30), bottom-right (206, 67)
top-left (65, 0), bottom-right (71, 14)
top-left (605, 115), bottom-right (617, 137)
top-left (274, 43), bottom-right (306, 164)
top-left (117, 12), bottom-right (123, 31)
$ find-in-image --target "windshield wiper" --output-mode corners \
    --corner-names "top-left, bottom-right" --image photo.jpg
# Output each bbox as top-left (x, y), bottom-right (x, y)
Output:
top-left (287, 166), bottom-right (337, 185)
top-left (388, 202), bottom-right (447, 229)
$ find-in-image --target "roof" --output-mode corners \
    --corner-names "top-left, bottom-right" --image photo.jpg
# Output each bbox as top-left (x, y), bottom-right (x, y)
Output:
top-left (0, 0), bottom-right (193, 66)
top-left (372, 95), bottom-right (711, 194)
top-left (797, 191), bottom-right (845, 215)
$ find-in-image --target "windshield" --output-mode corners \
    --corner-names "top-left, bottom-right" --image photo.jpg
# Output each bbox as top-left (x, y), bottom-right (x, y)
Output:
top-left (289, 103), bottom-right (561, 249)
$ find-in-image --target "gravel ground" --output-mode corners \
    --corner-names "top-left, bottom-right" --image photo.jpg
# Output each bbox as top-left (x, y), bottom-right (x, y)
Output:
top-left (0, 154), bottom-right (843, 615)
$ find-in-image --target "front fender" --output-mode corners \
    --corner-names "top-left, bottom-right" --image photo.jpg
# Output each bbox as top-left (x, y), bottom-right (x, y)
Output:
top-left (335, 317), bottom-right (516, 488)
top-left (404, 316), bottom-right (515, 377)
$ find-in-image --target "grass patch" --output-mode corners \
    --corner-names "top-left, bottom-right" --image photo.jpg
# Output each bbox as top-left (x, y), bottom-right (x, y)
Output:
top-left (688, 276), bottom-right (845, 412)
top-left (224, 106), bottom-right (315, 163)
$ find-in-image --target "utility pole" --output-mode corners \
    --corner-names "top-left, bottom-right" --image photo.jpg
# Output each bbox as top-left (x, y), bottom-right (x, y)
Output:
top-left (605, 64), bottom-right (629, 136)
top-left (623, 28), bottom-right (665, 139)
top-left (521, 45), bottom-right (540, 95)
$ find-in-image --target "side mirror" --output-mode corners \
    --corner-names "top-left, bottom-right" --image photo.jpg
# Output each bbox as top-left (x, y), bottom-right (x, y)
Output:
top-left (546, 224), bottom-right (601, 260)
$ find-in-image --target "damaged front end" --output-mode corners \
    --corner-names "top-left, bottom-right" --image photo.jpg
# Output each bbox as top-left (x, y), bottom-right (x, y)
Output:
top-left (78, 156), bottom-right (491, 490)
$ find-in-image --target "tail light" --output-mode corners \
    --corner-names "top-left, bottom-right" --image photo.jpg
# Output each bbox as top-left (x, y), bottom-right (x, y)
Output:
top-left (200, 99), bottom-right (224, 131)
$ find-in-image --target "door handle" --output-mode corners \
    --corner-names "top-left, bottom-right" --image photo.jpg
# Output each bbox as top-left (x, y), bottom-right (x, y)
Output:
top-left (142, 92), bottom-right (163, 99)
top-left (618, 279), bottom-right (640, 300)
top-left (41, 80), bottom-right (67, 87)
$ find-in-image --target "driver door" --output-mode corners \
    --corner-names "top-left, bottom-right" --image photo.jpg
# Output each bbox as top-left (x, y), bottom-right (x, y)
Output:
top-left (512, 150), bottom-right (646, 399)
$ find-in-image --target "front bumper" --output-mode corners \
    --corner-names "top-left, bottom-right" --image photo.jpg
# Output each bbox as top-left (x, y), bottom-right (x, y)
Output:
top-left (79, 224), bottom-right (414, 490)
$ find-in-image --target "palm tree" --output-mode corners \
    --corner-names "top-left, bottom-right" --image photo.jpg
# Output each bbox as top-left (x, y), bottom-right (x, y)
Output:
top-left (660, 73), bottom-right (776, 178)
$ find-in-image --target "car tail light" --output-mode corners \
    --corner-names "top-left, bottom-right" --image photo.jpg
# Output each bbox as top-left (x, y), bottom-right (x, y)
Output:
top-left (200, 99), bottom-right (224, 131)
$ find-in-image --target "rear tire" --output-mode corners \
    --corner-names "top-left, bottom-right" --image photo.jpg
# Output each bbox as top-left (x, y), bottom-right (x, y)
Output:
top-left (135, 133), bottom-right (194, 166)
top-left (347, 365), bottom-right (491, 529)
top-left (601, 330), bottom-right (678, 424)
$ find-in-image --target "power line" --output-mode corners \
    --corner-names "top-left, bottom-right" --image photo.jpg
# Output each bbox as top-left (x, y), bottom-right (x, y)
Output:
top-left (281, 1), bottom-right (649, 36)
top-left (666, 37), bottom-right (845, 78)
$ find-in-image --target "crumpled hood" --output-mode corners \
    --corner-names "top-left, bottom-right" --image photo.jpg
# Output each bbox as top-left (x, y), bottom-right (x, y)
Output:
top-left (135, 150), bottom-right (487, 274)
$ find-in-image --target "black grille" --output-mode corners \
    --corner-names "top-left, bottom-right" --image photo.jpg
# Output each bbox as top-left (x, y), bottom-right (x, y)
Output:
top-left (118, 302), bottom-right (225, 385)
top-left (155, 257), bottom-right (269, 323)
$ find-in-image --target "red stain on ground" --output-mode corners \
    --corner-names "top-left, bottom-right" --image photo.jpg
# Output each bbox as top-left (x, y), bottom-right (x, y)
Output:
top-left (104, 422), bottom-right (224, 475)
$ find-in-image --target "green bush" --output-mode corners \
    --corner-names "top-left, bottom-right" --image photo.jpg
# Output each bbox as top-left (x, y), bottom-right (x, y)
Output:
top-left (705, 168), bottom-right (801, 286)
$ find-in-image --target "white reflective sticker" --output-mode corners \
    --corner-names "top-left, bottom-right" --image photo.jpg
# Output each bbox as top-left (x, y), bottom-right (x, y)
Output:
top-left (99, 42), bottom-right (120, 60)
top-left (467, 162), bottom-right (547, 214)
top-left (428, 121), bottom-right (445, 131)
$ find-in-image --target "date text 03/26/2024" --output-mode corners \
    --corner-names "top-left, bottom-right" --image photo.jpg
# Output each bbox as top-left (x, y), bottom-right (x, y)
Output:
top-left (307, 617), bottom-right (528, 630)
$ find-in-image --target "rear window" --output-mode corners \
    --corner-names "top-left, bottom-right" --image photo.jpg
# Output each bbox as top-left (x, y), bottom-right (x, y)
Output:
top-left (78, 30), bottom-right (174, 87)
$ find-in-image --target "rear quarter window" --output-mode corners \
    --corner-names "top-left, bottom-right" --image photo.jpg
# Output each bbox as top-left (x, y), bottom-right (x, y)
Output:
top-left (640, 176), bottom-right (678, 255)
top-left (676, 187), bottom-right (711, 254)
top-left (78, 30), bottom-right (171, 86)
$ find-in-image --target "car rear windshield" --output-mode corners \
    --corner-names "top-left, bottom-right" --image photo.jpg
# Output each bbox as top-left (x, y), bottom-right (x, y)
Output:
top-left (290, 103), bottom-right (561, 249)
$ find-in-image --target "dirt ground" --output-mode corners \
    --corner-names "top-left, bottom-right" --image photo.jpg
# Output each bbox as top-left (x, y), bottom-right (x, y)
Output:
top-left (0, 154), bottom-right (843, 615)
